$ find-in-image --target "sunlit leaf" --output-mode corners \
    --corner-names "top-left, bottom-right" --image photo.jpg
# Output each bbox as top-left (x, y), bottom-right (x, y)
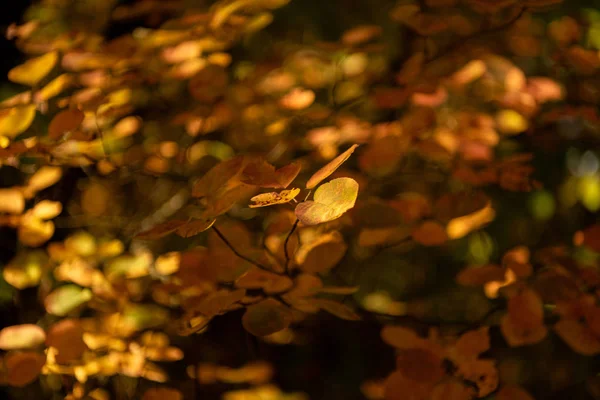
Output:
top-left (18, 215), bottom-right (55, 247)
top-left (0, 188), bottom-right (25, 214)
top-left (0, 324), bottom-right (45, 350)
top-left (8, 51), bottom-right (58, 86)
top-left (249, 188), bottom-right (300, 208)
top-left (0, 105), bottom-right (36, 139)
top-left (306, 144), bottom-right (358, 189)
top-left (44, 285), bottom-right (92, 316)
top-left (295, 177), bottom-right (359, 225)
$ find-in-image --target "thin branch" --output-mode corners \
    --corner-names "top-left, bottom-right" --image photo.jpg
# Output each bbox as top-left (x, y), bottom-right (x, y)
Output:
top-left (212, 225), bottom-right (282, 275)
top-left (425, 6), bottom-right (528, 64)
top-left (283, 218), bottom-right (299, 274)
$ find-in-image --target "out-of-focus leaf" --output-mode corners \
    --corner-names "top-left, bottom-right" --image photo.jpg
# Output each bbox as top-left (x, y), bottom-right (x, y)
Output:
top-left (5, 351), bottom-right (45, 387)
top-left (48, 109), bottom-right (85, 140)
top-left (46, 319), bottom-right (86, 363)
top-left (312, 298), bottom-right (360, 321)
top-left (294, 231), bottom-right (347, 273)
top-left (0, 188), bottom-right (25, 214)
top-left (0, 325), bottom-right (46, 350)
top-left (0, 105), bottom-right (36, 139)
top-left (44, 285), bottom-right (92, 316)
top-left (8, 51), bottom-right (58, 86)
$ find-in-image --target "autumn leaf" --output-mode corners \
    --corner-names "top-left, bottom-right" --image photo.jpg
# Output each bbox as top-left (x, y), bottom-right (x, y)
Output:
top-left (0, 105), bottom-right (36, 139)
top-left (8, 51), bottom-right (58, 86)
top-left (48, 109), bottom-right (85, 140)
top-left (306, 144), bottom-right (359, 189)
top-left (0, 325), bottom-right (46, 350)
top-left (249, 188), bottom-right (301, 208)
top-left (242, 298), bottom-right (292, 336)
top-left (44, 285), bottom-right (92, 316)
top-left (295, 177), bottom-right (359, 225)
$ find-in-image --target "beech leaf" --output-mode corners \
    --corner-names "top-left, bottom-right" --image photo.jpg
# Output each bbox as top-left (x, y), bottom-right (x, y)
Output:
top-left (306, 144), bottom-right (358, 189)
top-left (8, 51), bottom-right (58, 86)
top-left (0, 324), bottom-right (46, 350)
top-left (249, 188), bottom-right (300, 208)
top-left (295, 177), bottom-right (359, 225)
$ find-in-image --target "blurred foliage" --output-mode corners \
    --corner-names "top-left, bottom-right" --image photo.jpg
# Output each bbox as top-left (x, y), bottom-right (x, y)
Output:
top-left (0, 0), bottom-right (600, 399)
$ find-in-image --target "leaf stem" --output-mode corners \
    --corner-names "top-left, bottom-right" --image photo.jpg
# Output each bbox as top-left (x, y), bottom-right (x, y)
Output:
top-left (283, 218), bottom-right (299, 274)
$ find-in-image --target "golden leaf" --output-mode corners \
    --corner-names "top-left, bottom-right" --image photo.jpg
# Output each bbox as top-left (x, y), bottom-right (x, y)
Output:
top-left (8, 51), bottom-right (58, 86)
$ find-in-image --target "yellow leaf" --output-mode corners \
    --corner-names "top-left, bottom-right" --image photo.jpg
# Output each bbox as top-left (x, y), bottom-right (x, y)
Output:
top-left (18, 215), bottom-right (55, 247)
top-left (295, 177), bottom-right (359, 225)
top-left (8, 51), bottom-right (58, 86)
top-left (249, 188), bottom-right (300, 208)
top-left (446, 202), bottom-right (495, 239)
top-left (306, 144), bottom-right (358, 189)
top-left (0, 324), bottom-right (46, 350)
top-left (30, 200), bottom-right (62, 220)
top-left (0, 105), bottom-right (36, 138)
top-left (0, 188), bottom-right (25, 214)
top-left (34, 73), bottom-right (74, 102)
top-left (27, 166), bottom-right (63, 196)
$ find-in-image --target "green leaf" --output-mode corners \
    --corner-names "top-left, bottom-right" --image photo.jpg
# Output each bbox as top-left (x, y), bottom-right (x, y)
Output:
top-left (44, 284), bottom-right (92, 316)
top-left (295, 177), bottom-right (359, 225)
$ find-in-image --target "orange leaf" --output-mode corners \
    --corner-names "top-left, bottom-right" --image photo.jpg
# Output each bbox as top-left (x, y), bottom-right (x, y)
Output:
top-left (5, 351), bottom-right (45, 387)
top-left (554, 318), bottom-right (600, 356)
top-left (306, 144), bottom-right (358, 189)
top-left (48, 109), bottom-right (85, 140)
top-left (412, 220), bottom-right (447, 246)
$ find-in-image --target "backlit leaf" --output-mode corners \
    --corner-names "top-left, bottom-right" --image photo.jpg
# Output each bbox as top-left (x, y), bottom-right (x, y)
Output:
top-left (0, 188), bottom-right (25, 214)
top-left (8, 51), bottom-right (58, 86)
top-left (306, 144), bottom-right (358, 189)
top-left (44, 285), bottom-right (92, 316)
top-left (0, 324), bottom-right (46, 350)
top-left (249, 188), bottom-right (300, 208)
top-left (295, 177), bottom-right (359, 225)
top-left (0, 105), bottom-right (36, 138)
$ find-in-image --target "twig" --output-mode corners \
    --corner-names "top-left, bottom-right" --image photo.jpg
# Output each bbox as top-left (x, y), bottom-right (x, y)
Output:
top-left (283, 218), bottom-right (299, 274)
top-left (212, 225), bottom-right (281, 275)
top-left (425, 6), bottom-right (528, 64)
